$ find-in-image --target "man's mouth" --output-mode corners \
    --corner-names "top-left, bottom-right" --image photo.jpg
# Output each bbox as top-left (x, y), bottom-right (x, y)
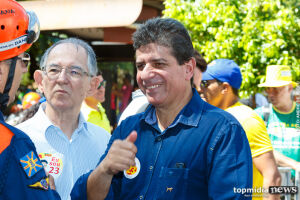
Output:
top-left (147, 84), bottom-right (160, 89)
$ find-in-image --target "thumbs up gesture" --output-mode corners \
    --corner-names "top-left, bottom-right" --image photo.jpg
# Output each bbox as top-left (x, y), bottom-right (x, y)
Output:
top-left (101, 131), bottom-right (138, 175)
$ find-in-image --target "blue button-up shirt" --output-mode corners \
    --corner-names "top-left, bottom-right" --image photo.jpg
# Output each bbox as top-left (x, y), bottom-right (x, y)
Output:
top-left (71, 89), bottom-right (252, 199)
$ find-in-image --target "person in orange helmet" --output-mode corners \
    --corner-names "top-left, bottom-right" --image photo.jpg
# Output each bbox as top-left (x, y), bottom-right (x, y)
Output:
top-left (0, 0), bottom-right (60, 199)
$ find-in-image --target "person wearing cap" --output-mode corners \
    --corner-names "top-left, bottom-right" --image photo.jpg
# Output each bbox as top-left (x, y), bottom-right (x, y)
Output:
top-left (200, 59), bottom-right (281, 200)
top-left (16, 38), bottom-right (111, 200)
top-left (255, 65), bottom-right (300, 176)
top-left (81, 70), bottom-right (111, 133)
top-left (0, 0), bottom-right (60, 199)
top-left (71, 17), bottom-right (252, 200)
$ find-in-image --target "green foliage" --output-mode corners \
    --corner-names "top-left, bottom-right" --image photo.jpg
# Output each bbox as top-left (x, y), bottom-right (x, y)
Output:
top-left (163, 0), bottom-right (300, 97)
top-left (20, 71), bottom-right (33, 86)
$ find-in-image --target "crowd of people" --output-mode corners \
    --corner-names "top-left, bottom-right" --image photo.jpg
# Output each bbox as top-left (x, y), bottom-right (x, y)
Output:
top-left (0, 1), bottom-right (299, 200)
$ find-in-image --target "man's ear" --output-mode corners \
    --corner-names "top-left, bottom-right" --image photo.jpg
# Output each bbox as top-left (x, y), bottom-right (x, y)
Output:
top-left (86, 76), bottom-right (100, 97)
top-left (34, 70), bottom-right (44, 93)
top-left (288, 84), bottom-right (294, 92)
top-left (221, 82), bottom-right (230, 94)
top-left (184, 57), bottom-right (196, 81)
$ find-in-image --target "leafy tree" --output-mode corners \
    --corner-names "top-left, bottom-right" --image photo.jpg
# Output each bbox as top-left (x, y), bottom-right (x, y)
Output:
top-left (163, 0), bottom-right (300, 97)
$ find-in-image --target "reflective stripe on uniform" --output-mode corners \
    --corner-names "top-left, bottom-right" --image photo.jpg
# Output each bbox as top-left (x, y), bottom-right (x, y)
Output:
top-left (0, 124), bottom-right (14, 154)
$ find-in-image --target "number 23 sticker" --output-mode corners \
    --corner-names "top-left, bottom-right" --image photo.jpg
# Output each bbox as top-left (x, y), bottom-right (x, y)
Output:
top-left (49, 166), bottom-right (60, 174)
top-left (39, 153), bottom-right (63, 179)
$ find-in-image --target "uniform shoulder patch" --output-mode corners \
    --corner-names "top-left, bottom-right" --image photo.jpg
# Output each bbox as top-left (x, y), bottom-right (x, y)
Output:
top-left (20, 151), bottom-right (43, 178)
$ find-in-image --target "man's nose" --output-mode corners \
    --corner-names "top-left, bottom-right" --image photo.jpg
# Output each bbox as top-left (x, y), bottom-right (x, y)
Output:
top-left (198, 84), bottom-right (205, 94)
top-left (56, 69), bottom-right (69, 82)
top-left (140, 64), bottom-right (155, 79)
top-left (22, 65), bottom-right (28, 73)
top-left (21, 61), bottom-right (28, 73)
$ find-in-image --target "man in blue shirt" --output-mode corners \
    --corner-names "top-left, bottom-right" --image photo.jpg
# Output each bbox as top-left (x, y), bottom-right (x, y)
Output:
top-left (71, 17), bottom-right (253, 200)
top-left (0, 0), bottom-right (60, 199)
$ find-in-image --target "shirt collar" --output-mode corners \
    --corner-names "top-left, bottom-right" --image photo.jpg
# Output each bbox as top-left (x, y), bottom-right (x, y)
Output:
top-left (34, 103), bottom-right (54, 134)
top-left (78, 111), bottom-right (88, 130)
top-left (35, 102), bottom-right (88, 135)
top-left (142, 88), bottom-right (204, 129)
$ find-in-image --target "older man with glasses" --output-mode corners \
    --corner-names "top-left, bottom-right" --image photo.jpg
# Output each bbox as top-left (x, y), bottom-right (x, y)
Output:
top-left (81, 71), bottom-right (111, 133)
top-left (17, 38), bottom-right (111, 200)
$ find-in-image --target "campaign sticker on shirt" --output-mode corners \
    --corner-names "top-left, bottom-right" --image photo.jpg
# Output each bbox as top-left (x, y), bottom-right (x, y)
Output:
top-left (39, 153), bottom-right (63, 179)
top-left (124, 157), bottom-right (140, 179)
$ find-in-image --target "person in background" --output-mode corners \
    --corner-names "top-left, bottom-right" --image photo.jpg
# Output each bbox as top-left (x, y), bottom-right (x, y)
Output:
top-left (0, 0), bottom-right (60, 199)
top-left (114, 73), bottom-right (133, 120)
top-left (240, 93), bottom-right (269, 109)
top-left (22, 91), bottom-right (41, 110)
top-left (109, 81), bottom-right (118, 130)
top-left (255, 65), bottom-right (300, 177)
top-left (5, 91), bottom-right (41, 126)
top-left (200, 59), bottom-right (281, 199)
top-left (82, 71), bottom-right (111, 133)
top-left (292, 85), bottom-right (300, 104)
top-left (71, 17), bottom-right (252, 200)
top-left (17, 38), bottom-right (110, 200)
top-left (118, 49), bottom-right (207, 124)
top-left (191, 49), bottom-right (208, 93)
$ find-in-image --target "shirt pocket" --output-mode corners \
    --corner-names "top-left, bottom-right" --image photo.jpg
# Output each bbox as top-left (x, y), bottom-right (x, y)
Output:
top-left (156, 167), bottom-right (189, 200)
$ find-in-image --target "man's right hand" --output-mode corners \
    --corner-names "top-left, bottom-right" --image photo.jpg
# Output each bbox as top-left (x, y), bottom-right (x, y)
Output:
top-left (101, 131), bottom-right (138, 175)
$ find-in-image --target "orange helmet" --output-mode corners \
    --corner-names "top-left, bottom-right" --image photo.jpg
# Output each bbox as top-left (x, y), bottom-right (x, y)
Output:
top-left (0, 0), bottom-right (40, 61)
top-left (22, 92), bottom-right (40, 110)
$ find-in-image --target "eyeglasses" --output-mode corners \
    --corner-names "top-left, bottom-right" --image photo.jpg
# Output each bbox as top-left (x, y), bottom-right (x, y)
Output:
top-left (98, 80), bottom-right (106, 89)
top-left (17, 52), bottom-right (30, 68)
top-left (43, 64), bottom-right (90, 80)
top-left (200, 80), bottom-right (222, 88)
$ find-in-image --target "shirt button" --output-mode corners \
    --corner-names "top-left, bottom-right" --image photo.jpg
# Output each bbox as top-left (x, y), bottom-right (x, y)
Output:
top-left (149, 166), bottom-right (153, 170)
top-left (157, 137), bottom-right (162, 141)
top-left (139, 195), bottom-right (143, 199)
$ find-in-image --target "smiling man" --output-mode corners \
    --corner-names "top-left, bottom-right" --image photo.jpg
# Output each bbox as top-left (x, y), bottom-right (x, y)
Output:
top-left (17, 38), bottom-right (110, 200)
top-left (117, 49), bottom-right (207, 125)
top-left (71, 18), bottom-right (253, 200)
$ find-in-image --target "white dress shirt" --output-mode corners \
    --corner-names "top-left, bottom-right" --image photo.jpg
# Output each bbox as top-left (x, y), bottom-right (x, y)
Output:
top-left (17, 103), bottom-right (110, 200)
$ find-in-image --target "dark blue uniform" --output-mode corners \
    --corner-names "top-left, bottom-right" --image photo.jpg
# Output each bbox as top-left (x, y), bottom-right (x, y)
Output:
top-left (0, 112), bottom-right (61, 200)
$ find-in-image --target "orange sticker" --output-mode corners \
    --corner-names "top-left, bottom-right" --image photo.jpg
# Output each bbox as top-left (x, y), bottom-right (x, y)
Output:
top-left (126, 166), bottom-right (137, 175)
top-left (124, 157), bottom-right (140, 179)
